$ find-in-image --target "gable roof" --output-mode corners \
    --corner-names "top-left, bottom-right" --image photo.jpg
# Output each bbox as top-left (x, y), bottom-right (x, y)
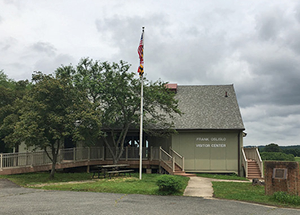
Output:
top-left (173, 84), bottom-right (245, 130)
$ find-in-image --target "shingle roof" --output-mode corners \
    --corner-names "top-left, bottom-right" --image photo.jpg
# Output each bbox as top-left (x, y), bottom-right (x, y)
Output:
top-left (173, 84), bottom-right (245, 130)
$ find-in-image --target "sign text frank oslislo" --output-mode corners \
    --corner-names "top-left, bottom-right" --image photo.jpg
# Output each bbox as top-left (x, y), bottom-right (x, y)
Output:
top-left (195, 137), bottom-right (227, 148)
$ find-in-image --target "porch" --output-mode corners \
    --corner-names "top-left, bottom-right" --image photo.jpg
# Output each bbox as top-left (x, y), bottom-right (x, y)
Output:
top-left (0, 147), bottom-right (188, 176)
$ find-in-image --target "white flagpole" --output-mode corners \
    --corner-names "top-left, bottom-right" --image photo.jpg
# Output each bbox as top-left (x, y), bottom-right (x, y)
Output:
top-left (139, 27), bottom-right (144, 180)
top-left (139, 75), bottom-right (143, 180)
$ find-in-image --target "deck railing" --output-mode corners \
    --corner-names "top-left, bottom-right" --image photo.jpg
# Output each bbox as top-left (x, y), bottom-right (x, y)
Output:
top-left (105, 147), bottom-right (142, 161)
top-left (0, 146), bottom-right (161, 170)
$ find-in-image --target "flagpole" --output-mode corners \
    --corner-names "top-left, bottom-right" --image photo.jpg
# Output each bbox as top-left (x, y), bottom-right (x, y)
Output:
top-left (139, 74), bottom-right (143, 180)
top-left (139, 27), bottom-right (144, 180)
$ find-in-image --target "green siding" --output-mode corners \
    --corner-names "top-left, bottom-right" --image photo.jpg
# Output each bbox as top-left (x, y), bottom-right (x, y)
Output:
top-left (172, 131), bottom-right (241, 173)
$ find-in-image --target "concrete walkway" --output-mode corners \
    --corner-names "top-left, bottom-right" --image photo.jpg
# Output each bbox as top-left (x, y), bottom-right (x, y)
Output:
top-left (183, 176), bottom-right (250, 198)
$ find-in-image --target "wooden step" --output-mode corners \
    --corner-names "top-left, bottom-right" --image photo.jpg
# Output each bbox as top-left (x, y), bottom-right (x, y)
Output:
top-left (174, 172), bottom-right (197, 177)
top-left (247, 160), bottom-right (262, 179)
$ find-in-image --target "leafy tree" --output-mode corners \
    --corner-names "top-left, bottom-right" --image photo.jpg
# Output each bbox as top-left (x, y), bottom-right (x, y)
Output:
top-left (0, 70), bottom-right (13, 88)
top-left (57, 58), bottom-right (181, 164)
top-left (282, 148), bottom-right (300, 157)
top-left (0, 71), bottom-right (29, 153)
top-left (3, 71), bottom-right (102, 178)
top-left (263, 143), bottom-right (282, 152)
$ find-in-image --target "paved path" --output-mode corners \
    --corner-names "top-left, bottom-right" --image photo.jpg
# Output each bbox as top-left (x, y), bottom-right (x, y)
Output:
top-left (183, 176), bottom-right (251, 198)
top-left (1, 178), bottom-right (300, 215)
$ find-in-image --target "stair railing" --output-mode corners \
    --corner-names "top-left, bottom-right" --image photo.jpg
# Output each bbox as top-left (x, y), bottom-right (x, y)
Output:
top-left (243, 147), bottom-right (263, 178)
top-left (255, 148), bottom-right (263, 178)
top-left (241, 148), bottom-right (248, 178)
top-left (169, 147), bottom-right (184, 171)
top-left (159, 147), bottom-right (173, 173)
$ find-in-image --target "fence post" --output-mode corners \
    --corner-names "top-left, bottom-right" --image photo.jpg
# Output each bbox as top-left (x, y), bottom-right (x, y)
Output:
top-left (31, 152), bottom-right (34, 167)
top-left (0, 154), bottom-right (2, 170)
top-left (159, 147), bottom-right (161, 161)
top-left (88, 147), bottom-right (90, 161)
top-left (73, 147), bottom-right (76, 162)
top-left (102, 146), bottom-right (105, 161)
top-left (172, 157), bottom-right (175, 173)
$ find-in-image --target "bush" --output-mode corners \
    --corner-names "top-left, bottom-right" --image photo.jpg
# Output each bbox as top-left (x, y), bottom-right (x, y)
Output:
top-left (260, 152), bottom-right (295, 161)
top-left (156, 175), bottom-right (184, 195)
top-left (273, 192), bottom-right (300, 205)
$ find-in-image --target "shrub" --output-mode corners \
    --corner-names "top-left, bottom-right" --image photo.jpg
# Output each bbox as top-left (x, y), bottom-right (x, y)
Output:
top-left (156, 175), bottom-right (184, 195)
top-left (273, 192), bottom-right (300, 205)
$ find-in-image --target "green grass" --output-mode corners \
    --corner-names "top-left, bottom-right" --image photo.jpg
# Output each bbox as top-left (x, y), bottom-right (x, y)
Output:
top-left (196, 173), bottom-right (248, 181)
top-left (295, 157), bottom-right (300, 163)
top-left (0, 172), bottom-right (92, 187)
top-left (212, 181), bottom-right (300, 208)
top-left (0, 172), bottom-right (189, 196)
top-left (3, 172), bottom-right (300, 208)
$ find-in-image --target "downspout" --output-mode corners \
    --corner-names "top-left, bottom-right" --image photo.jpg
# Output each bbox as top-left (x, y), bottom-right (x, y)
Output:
top-left (238, 131), bottom-right (241, 176)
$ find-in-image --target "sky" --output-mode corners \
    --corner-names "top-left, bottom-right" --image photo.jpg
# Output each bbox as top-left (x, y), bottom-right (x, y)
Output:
top-left (1, 0), bottom-right (300, 146)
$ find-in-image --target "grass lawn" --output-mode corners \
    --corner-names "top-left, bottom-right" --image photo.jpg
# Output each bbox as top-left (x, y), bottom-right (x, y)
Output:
top-left (212, 181), bottom-right (300, 208)
top-left (2, 172), bottom-right (300, 208)
top-left (0, 172), bottom-right (189, 196)
top-left (295, 157), bottom-right (300, 163)
top-left (0, 172), bottom-right (93, 187)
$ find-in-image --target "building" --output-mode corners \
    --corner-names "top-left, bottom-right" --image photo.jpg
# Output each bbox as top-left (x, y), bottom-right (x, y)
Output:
top-left (150, 84), bottom-right (245, 175)
top-left (11, 84), bottom-right (246, 176)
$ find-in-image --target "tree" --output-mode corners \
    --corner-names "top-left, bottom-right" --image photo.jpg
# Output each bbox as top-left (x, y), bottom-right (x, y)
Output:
top-left (281, 147), bottom-right (300, 157)
top-left (260, 152), bottom-right (295, 161)
top-left (57, 58), bottom-right (181, 164)
top-left (263, 143), bottom-right (282, 152)
top-left (0, 71), bottom-right (29, 153)
top-left (4, 71), bottom-right (102, 178)
top-left (264, 143), bottom-right (281, 152)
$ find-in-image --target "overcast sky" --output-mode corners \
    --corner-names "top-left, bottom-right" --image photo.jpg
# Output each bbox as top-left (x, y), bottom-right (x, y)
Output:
top-left (1, 0), bottom-right (300, 146)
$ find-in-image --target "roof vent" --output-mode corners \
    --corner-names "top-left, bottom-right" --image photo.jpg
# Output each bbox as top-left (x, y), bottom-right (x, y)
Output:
top-left (165, 83), bottom-right (178, 93)
top-left (225, 91), bottom-right (228, 97)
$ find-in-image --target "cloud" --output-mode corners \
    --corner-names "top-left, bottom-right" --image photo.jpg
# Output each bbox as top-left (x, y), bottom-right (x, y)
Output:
top-left (0, 37), bottom-right (17, 51)
top-left (1, 0), bottom-right (300, 146)
top-left (224, 5), bottom-right (300, 109)
top-left (255, 8), bottom-right (289, 41)
top-left (30, 42), bottom-right (57, 57)
top-left (33, 54), bottom-right (75, 75)
top-left (295, 3), bottom-right (300, 23)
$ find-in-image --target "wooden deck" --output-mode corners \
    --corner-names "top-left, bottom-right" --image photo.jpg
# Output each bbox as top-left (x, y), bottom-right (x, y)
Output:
top-left (0, 146), bottom-right (188, 176)
top-left (0, 159), bottom-right (160, 175)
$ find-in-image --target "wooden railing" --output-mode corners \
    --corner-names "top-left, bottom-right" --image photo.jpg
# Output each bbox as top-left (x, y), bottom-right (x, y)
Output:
top-left (241, 148), bottom-right (248, 178)
top-left (243, 147), bottom-right (263, 178)
top-left (158, 147), bottom-right (185, 174)
top-left (159, 147), bottom-right (173, 172)
top-left (170, 147), bottom-right (184, 171)
top-left (0, 147), bottom-right (160, 170)
top-left (0, 147), bottom-right (104, 169)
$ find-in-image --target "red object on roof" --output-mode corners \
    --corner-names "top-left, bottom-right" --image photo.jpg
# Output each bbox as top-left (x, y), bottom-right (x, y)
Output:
top-left (166, 83), bottom-right (177, 89)
top-left (165, 83), bottom-right (178, 93)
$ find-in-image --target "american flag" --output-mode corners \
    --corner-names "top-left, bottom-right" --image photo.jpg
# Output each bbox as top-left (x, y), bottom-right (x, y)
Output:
top-left (137, 28), bottom-right (144, 76)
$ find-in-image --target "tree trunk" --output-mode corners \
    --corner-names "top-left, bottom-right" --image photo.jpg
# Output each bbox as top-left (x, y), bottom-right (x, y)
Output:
top-left (103, 127), bottom-right (129, 165)
top-left (49, 160), bottom-right (56, 179)
top-left (48, 140), bottom-right (60, 179)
